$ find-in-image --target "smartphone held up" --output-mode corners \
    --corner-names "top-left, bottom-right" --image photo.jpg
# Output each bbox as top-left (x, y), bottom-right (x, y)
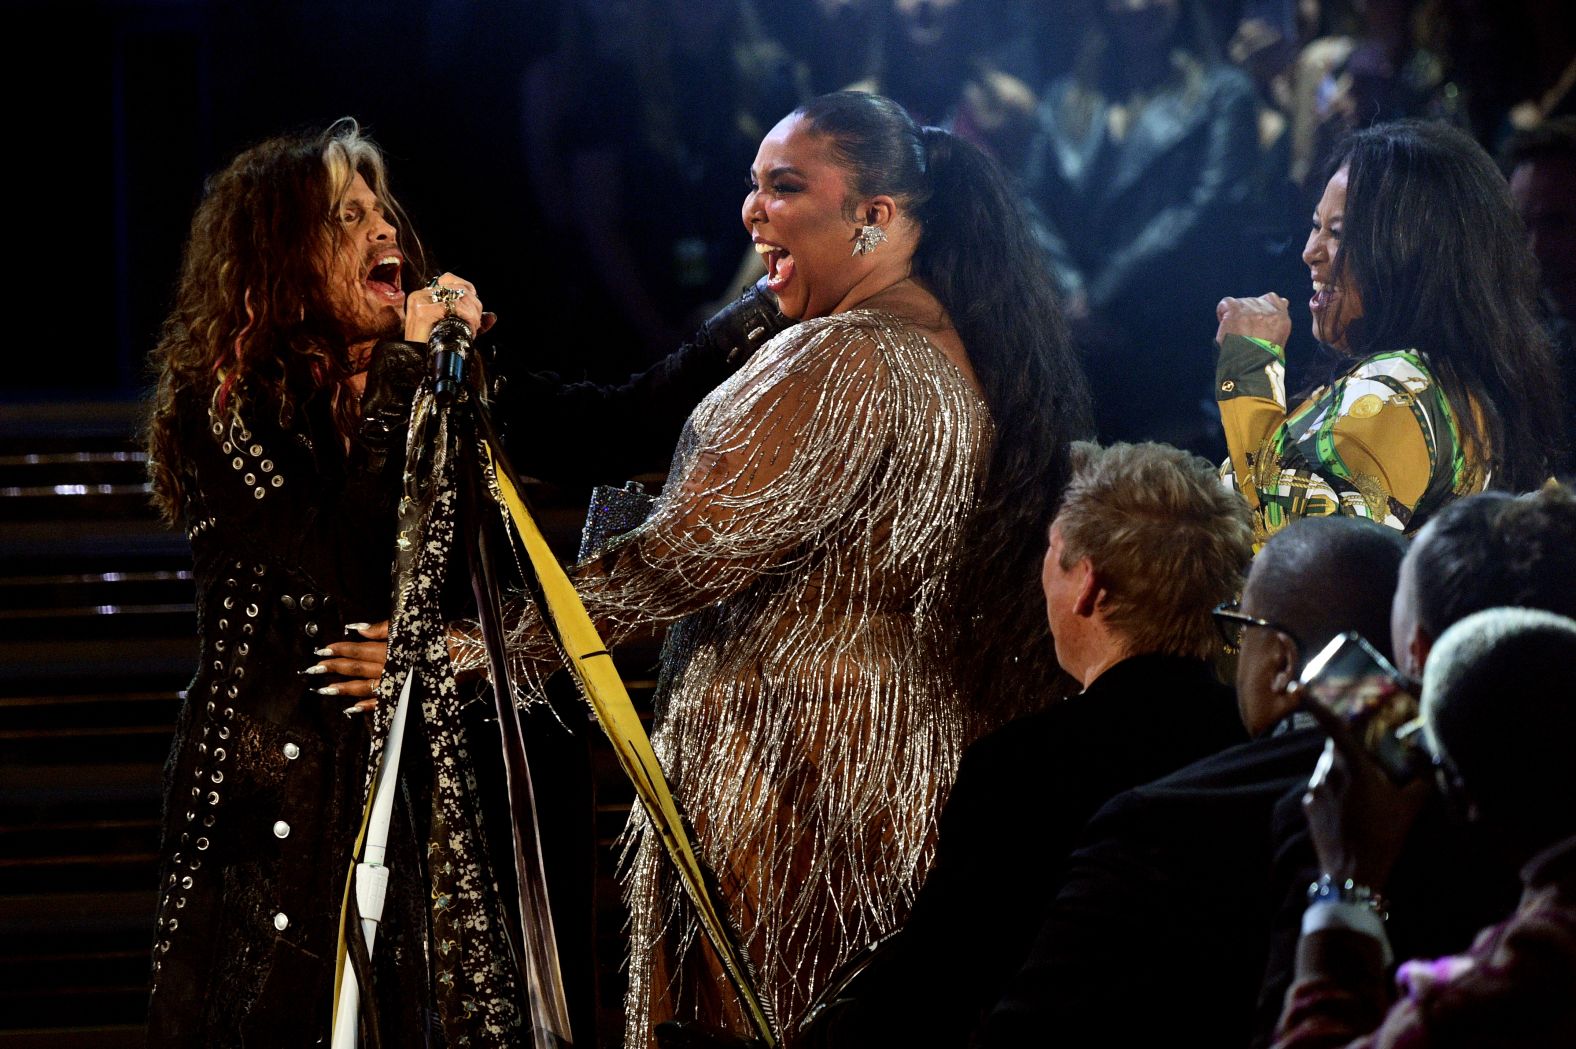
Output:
top-left (1298, 632), bottom-right (1432, 784)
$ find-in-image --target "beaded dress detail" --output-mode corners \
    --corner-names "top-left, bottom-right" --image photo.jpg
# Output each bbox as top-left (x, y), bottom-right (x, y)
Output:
top-left (465, 309), bottom-right (993, 1044)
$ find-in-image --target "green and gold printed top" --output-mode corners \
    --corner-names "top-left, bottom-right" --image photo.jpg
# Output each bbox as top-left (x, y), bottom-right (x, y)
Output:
top-left (1215, 333), bottom-right (1484, 544)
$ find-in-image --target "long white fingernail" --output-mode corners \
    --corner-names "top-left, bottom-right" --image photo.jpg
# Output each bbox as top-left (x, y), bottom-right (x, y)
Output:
top-left (345, 622), bottom-right (371, 633)
top-left (304, 664), bottom-right (327, 675)
top-left (317, 685), bottom-right (340, 696)
top-left (314, 647), bottom-right (335, 657)
top-left (342, 705), bottom-right (361, 718)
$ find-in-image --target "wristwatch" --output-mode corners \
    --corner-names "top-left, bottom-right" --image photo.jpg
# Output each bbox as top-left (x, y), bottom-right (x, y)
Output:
top-left (1307, 874), bottom-right (1390, 921)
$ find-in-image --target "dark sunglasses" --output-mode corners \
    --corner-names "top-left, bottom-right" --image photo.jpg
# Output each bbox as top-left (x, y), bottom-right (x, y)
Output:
top-left (1212, 601), bottom-right (1301, 655)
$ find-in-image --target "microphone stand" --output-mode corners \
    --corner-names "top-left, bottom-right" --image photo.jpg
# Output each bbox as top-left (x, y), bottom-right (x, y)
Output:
top-left (331, 313), bottom-right (572, 1049)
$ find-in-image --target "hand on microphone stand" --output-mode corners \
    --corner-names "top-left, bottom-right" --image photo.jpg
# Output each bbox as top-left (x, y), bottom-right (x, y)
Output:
top-left (411, 272), bottom-right (498, 405)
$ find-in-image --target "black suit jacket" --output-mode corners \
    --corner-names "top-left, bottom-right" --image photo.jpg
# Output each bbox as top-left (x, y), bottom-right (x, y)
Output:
top-left (983, 727), bottom-right (1324, 1048)
top-left (984, 725), bottom-right (1522, 1049)
top-left (806, 653), bottom-right (1245, 1047)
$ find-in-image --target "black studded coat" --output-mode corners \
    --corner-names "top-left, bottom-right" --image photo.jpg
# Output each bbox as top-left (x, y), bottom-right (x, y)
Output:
top-left (146, 368), bottom-right (420, 1048)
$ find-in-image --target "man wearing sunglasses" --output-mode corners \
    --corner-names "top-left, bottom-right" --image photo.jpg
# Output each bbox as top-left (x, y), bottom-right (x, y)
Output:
top-left (1273, 486), bottom-right (1576, 1048)
top-left (1278, 608), bottom-right (1576, 1048)
top-left (801, 440), bottom-right (1253, 1048)
top-left (1251, 483), bottom-right (1576, 1047)
top-left (1212, 517), bottom-right (1407, 742)
top-left (985, 515), bottom-right (1413, 1046)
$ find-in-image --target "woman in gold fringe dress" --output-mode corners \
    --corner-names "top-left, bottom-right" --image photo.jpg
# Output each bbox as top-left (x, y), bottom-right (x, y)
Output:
top-left (480, 91), bottom-right (1091, 1046)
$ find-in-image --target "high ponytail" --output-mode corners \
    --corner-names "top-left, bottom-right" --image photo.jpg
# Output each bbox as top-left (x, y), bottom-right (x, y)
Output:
top-left (798, 91), bottom-right (1095, 722)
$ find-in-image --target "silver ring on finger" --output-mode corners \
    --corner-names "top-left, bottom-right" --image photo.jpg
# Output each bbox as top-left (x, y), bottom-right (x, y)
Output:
top-left (429, 282), bottom-right (468, 315)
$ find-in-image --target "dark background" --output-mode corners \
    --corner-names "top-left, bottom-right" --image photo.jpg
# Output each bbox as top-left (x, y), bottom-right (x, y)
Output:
top-left (1, 1), bottom-right (1573, 1043)
top-left (15, 0), bottom-right (1575, 418)
top-left (13, 0), bottom-right (575, 397)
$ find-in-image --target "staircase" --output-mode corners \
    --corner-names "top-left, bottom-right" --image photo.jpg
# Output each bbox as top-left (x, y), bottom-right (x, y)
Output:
top-left (0, 402), bottom-right (187, 1048)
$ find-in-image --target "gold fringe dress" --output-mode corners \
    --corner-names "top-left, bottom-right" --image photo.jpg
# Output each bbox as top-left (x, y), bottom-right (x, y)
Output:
top-left (490, 308), bottom-right (994, 1045)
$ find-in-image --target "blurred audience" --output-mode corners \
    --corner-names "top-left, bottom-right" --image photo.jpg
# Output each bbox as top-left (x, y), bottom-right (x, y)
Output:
top-left (1503, 116), bottom-right (1576, 471)
top-left (527, 0), bottom-right (806, 357)
top-left (1019, 0), bottom-right (1262, 447)
top-left (1425, 0), bottom-right (1576, 145)
top-left (1276, 606), bottom-right (1576, 1049)
top-left (1247, 483), bottom-right (1576, 1046)
top-left (509, 0), bottom-right (1571, 448)
top-left (830, 1), bottom-right (1051, 170)
top-left (1506, 118), bottom-right (1576, 342)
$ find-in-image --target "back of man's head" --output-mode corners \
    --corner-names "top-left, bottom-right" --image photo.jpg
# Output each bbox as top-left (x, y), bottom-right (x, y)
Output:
top-left (1423, 607), bottom-right (1576, 851)
top-left (1234, 517), bottom-right (1408, 737)
top-left (1055, 441), bottom-right (1253, 660)
top-left (1402, 485), bottom-right (1576, 654)
top-left (1247, 516), bottom-right (1409, 663)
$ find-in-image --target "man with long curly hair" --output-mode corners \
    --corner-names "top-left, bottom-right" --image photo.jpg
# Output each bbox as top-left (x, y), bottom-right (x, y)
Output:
top-left (143, 119), bottom-right (489, 1046)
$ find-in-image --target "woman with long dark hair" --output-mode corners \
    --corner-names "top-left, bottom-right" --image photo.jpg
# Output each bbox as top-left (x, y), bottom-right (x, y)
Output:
top-left (478, 90), bottom-right (1091, 1044)
top-left (1214, 119), bottom-right (1565, 542)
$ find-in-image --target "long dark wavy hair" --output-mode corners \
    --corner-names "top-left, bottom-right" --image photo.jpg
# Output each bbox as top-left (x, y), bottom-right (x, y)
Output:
top-left (145, 118), bottom-right (421, 522)
top-left (1327, 119), bottom-right (1565, 491)
top-left (797, 91), bottom-right (1096, 720)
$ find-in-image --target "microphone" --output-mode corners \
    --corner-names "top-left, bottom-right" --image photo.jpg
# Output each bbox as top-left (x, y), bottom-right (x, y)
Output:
top-left (429, 313), bottom-right (473, 404)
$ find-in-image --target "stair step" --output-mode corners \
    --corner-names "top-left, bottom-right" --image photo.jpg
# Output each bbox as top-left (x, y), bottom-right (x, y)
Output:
top-left (0, 891), bottom-right (153, 936)
top-left (0, 608), bottom-right (195, 644)
top-left (0, 450), bottom-right (149, 487)
top-left (0, 858), bottom-right (160, 897)
top-left (0, 570), bottom-right (193, 611)
top-left (0, 492), bottom-right (160, 523)
top-left (0, 692), bottom-right (182, 741)
top-left (0, 995), bottom-right (150, 1036)
top-left (0, 519), bottom-right (188, 567)
top-left (0, 732), bottom-right (173, 769)
top-left (0, 403), bottom-right (144, 446)
top-left (0, 639), bottom-right (193, 688)
top-left (0, 762), bottom-right (164, 808)
top-left (0, 1025), bottom-right (146, 1048)
top-left (0, 890), bottom-right (153, 1029)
